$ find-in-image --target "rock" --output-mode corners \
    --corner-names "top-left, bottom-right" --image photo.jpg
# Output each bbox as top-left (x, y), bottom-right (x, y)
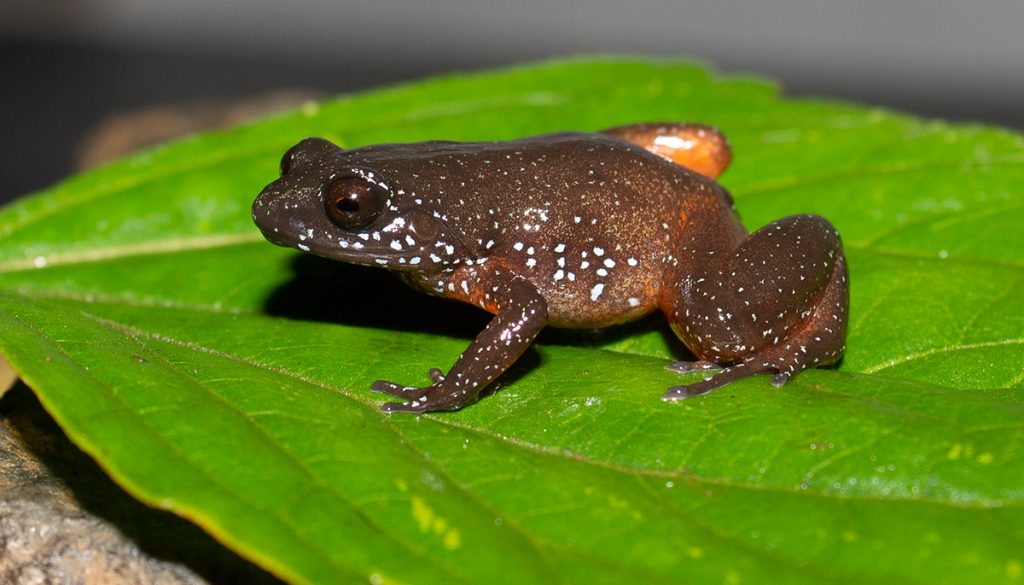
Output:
top-left (0, 382), bottom-right (282, 584)
top-left (1, 358), bottom-right (14, 396)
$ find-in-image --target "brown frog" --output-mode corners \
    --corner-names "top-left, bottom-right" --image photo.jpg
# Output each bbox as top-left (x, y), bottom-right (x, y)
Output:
top-left (252, 123), bottom-right (849, 413)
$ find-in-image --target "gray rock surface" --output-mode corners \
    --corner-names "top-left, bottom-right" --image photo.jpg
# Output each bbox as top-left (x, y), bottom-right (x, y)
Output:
top-left (1, 381), bottom-right (282, 584)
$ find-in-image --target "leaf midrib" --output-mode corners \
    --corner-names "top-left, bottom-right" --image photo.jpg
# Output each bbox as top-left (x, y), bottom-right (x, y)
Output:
top-left (0, 233), bottom-right (264, 273)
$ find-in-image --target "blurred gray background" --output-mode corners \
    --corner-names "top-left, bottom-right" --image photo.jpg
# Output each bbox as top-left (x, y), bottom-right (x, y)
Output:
top-left (2, 0), bottom-right (1022, 201)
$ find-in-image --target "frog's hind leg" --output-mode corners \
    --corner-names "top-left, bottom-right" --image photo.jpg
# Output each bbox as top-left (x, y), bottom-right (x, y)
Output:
top-left (602, 122), bottom-right (731, 179)
top-left (663, 214), bottom-right (849, 400)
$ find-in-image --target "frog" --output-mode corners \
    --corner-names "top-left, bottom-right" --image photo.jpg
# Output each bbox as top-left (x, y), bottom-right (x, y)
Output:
top-left (252, 122), bottom-right (849, 413)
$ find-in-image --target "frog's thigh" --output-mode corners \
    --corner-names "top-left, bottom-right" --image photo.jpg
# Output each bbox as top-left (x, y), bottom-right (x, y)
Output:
top-left (666, 215), bottom-right (848, 398)
top-left (684, 214), bottom-right (848, 367)
top-left (601, 122), bottom-right (731, 179)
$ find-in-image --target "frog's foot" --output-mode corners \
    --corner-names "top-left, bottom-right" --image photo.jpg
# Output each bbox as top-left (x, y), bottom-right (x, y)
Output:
top-left (380, 393), bottom-right (468, 414)
top-left (371, 369), bottom-right (460, 411)
top-left (664, 330), bottom-right (841, 400)
top-left (371, 368), bottom-right (485, 413)
top-left (664, 360), bottom-right (720, 374)
top-left (372, 376), bottom-right (473, 414)
top-left (663, 360), bottom-right (773, 400)
top-left (370, 368), bottom-right (445, 398)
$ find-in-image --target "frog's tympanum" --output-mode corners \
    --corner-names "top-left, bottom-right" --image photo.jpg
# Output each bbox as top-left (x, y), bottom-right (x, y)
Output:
top-left (253, 123), bottom-right (849, 413)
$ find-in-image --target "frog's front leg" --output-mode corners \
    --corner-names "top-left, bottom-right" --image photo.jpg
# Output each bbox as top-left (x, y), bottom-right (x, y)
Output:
top-left (663, 214), bottom-right (849, 399)
top-left (371, 263), bottom-right (548, 413)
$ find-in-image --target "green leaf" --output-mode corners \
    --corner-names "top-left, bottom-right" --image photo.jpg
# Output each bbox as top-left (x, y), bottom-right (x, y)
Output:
top-left (1, 57), bottom-right (1022, 584)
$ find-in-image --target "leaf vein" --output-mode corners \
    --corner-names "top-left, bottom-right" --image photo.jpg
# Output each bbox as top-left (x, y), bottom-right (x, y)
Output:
top-left (862, 338), bottom-right (1024, 375)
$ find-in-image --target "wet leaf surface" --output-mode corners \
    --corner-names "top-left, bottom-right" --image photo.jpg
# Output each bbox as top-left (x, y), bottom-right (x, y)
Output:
top-left (1, 58), bottom-right (1022, 584)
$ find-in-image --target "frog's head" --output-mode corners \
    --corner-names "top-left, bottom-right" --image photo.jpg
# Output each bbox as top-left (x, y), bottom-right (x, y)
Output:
top-left (253, 137), bottom-right (470, 270)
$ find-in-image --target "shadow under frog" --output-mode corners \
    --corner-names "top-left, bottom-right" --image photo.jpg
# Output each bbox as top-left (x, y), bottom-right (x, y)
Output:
top-left (253, 123), bottom-right (849, 413)
top-left (263, 254), bottom-right (684, 399)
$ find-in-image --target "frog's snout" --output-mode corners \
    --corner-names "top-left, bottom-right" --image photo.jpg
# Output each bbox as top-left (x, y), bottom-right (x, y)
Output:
top-left (252, 180), bottom-right (307, 247)
top-left (251, 183), bottom-right (278, 233)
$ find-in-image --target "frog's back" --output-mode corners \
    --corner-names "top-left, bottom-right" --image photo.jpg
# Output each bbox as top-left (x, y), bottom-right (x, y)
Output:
top-left (365, 133), bottom-right (733, 327)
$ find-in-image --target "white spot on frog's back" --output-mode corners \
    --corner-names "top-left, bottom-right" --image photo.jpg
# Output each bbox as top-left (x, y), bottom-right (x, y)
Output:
top-left (382, 217), bottom-right (407, 232)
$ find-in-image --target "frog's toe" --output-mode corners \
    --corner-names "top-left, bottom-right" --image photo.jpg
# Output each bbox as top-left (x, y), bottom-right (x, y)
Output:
top-left (663, 377), bottom-right (728, 400)
top-left (663, 360), bottom-right (771, 401)
top-left (662, 383), bottom-right (713, 400)
top-left (380, 399), bottom-right (431, 413)
top-left (664, 360), bottom-right (720, 374)
top-left (371, 368), bottom-right (447, 398)
top-left (380, 395), bottom-right (466, 414)
top-left (370, 380), bottom-right (429, 398)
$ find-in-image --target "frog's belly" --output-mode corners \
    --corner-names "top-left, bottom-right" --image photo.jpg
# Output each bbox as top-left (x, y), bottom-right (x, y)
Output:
top-left (539, 268), bottom-right (662, 328)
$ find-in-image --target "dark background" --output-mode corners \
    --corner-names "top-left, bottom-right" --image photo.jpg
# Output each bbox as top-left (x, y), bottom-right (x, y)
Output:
top-left (2, 0), bottom-right (1022, 203)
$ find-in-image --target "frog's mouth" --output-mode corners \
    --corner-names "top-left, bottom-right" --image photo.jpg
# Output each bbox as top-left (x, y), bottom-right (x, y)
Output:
top-left (256, 225), bottom-right (298, 249)
top-left (253, 193), bottom-right (471, 270)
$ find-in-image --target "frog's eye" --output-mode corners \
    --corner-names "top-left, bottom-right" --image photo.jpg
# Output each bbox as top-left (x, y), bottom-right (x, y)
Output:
top-left (324, 177), bottom-right (385, 230)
